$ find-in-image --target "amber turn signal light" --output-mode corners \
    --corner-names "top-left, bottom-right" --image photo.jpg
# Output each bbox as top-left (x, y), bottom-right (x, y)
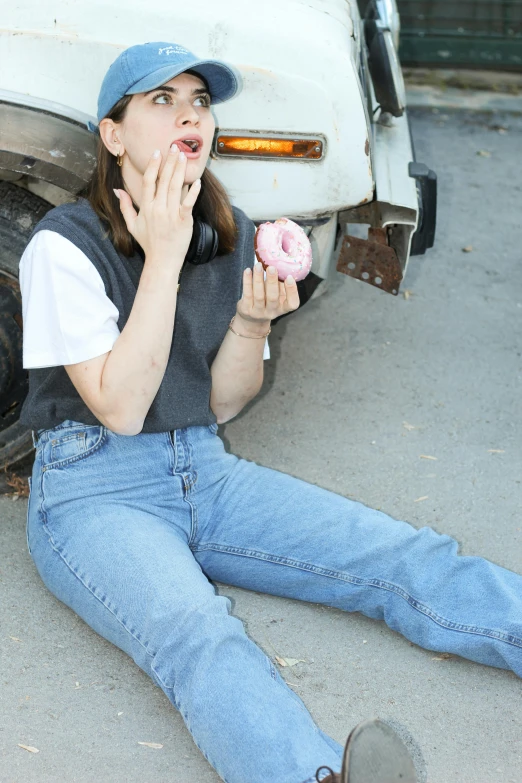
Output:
top-left (215, 135), bottom-right (323, 160)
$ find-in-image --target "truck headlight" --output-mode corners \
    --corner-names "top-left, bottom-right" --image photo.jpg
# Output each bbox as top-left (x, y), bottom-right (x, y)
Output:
top-left (214, 132), bottom-right (325, 161)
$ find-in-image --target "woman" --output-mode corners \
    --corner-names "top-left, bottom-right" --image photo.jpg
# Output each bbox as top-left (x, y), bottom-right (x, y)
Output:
top-left (20, 42), bottom-right (521, 783)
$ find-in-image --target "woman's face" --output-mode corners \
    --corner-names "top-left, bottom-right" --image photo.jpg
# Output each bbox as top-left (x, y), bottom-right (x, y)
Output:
top-left (102, 71), bottom-right (215, 206)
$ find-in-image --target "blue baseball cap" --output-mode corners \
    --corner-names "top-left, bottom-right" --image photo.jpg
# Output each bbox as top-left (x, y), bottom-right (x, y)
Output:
top-left (87, 41), bottom-right (241, 134)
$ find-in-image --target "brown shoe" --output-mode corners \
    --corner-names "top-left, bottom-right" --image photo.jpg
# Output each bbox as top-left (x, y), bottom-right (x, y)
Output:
top-left (315, 718), bottom-right (420, 783)
top-left (342, 718), bottom-right (418, 782)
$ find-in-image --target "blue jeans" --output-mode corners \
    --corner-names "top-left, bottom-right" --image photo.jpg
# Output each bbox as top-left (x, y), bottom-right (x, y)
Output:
top-left (27, 420), bottom-right (522, 783)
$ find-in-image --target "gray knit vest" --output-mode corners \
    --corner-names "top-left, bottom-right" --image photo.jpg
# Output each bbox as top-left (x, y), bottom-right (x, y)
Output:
top-left (19, 197), bottom-right (255, 432)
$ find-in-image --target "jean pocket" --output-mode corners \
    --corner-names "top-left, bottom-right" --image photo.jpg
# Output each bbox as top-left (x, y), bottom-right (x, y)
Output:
top-left (43, 424), bottom-right (107, 471)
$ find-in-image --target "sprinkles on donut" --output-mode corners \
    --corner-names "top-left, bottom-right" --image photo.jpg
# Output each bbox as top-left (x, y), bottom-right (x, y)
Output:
top-left (254, 218), bottom-right (313, 282)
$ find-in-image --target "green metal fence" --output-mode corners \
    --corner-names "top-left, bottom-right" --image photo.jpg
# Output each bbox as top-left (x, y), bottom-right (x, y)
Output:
top-left (397, 0), bottom-right (522, 69)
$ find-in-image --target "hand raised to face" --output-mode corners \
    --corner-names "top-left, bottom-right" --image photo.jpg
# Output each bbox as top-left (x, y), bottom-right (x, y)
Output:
top-left (114, 145), bottom-right (201, 269)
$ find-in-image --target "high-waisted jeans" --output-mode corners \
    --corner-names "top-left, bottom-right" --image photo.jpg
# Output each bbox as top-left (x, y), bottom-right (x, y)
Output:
top-left (26, 419), bottom-right (522, 783)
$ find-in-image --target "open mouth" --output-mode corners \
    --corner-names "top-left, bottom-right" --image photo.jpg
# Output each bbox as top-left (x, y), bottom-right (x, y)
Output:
top-left (173, 137), bottom-right (203, 157)
top-left (183, 139), bottom-right (200, 152)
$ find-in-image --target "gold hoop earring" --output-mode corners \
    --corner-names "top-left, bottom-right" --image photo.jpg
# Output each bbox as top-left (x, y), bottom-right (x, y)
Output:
top-left (116, 151), bottom-right (123, 167)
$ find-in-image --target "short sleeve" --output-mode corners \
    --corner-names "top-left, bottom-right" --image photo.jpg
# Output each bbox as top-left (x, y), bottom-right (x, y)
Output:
top-left (19, 230), bottom-right (121, 368)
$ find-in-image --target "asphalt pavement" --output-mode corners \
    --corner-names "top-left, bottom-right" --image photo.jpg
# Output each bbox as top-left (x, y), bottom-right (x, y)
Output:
top-left (1, 107), bottom-right (521, 782)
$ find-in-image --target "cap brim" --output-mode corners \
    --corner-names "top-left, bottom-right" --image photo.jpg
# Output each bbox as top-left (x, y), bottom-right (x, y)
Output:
top-left (125, 59), bottom-right (241, 104)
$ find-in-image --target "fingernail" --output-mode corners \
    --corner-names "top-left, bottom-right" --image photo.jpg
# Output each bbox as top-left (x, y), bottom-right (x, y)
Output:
top-left (245, 268), bottom-right (252, 275)
top-left (255, 261), bottom-right (262, 269)
top-left (153, 149), bottom-right (160, 158)
top-left (179, 150), bottom-right (186, 161)
top-left (268, 266), bottom-right (276, 274)
top-left (170, 143), bottom-right (179, 153)
top-left (286, 274), bottom-right (294, 283)
top-left (113, 189), bottom-right (120, 199)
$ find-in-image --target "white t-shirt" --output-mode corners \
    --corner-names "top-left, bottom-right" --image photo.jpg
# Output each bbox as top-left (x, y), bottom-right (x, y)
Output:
top-left (19, 230), bottom-right (270, 369)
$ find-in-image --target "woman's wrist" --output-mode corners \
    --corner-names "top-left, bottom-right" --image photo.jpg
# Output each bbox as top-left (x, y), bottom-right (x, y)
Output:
top-left (233, 312), bottom-right (271, 338)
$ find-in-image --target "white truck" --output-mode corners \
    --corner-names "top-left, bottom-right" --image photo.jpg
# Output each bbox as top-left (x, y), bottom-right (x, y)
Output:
top-left (0, 0), bottom-right (436, 465)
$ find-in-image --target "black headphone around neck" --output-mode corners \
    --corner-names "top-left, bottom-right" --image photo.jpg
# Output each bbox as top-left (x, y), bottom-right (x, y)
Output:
top-left (186, 218), bottom-right (219, 265)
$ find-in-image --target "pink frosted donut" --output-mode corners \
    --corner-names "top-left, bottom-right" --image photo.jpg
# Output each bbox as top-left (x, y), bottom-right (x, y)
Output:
top-left (254, 217), bottom-right (312, 282)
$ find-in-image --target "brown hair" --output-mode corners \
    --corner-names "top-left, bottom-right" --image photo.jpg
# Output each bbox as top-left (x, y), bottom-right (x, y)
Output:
top-left (76, 88), bottom-right (237, 258)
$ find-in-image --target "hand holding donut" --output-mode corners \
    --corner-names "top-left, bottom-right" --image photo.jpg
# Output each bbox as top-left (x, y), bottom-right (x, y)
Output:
top-left (235, 217), bottom-right (311, 330)
top-left (236, 261), bottom-right (300, 328)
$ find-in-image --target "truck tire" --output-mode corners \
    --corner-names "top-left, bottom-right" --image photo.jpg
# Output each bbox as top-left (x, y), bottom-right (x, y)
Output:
top-left (0, 181), bottom-right (54, 467)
